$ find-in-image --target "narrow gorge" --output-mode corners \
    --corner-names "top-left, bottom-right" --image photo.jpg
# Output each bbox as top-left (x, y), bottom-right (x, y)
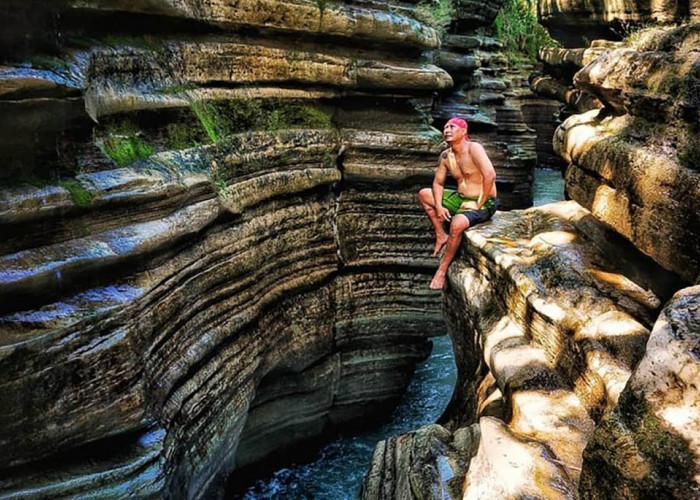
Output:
top-left (1, 0), bottom-right (699, 499)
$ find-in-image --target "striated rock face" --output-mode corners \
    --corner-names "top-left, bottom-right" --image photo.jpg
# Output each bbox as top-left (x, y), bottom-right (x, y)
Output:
top-left (0, 0), bottom-right (457, 497)
top-left (579, 285), bottom-right (700, 499)
top-left (553, 25), bottom-right (700, 284)
top-left (434, 35), bottom-right (538, 208)
top-left (362, 201), bottom-right (685, 498)
top-left (538, 0), bottom-right (697, 47)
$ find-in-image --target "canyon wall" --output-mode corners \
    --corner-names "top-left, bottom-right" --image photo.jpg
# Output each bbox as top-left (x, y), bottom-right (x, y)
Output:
top-left (363, 2), bottom-right (700, 499)
top-left (0, 1), bottom-right (455, 497)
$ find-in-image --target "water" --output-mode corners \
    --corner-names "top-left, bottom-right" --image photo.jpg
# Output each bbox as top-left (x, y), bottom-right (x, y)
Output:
top-left (238, 168), bottom-right (565, 499)
top-left (238, 335), bottom-right (457, 500)
top-left (532, 168), bottom-right (566, 206)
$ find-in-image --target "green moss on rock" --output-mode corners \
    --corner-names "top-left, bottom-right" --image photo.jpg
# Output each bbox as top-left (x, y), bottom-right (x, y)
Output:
top-left (59, 179), bottom-right (93, 207)
top-left (99, 123), bottom-right (155, 166)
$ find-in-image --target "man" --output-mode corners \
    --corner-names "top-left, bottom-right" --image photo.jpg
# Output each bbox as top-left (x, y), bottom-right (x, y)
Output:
top-left (418, 117), bottom-right (497, 289)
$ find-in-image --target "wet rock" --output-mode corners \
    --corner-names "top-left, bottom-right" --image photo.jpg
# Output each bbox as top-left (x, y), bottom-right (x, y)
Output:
top-left (360, 423), bottom-right (475, 499)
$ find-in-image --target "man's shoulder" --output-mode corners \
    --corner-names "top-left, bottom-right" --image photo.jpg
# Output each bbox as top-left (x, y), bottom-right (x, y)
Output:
top-left (439, 148), bottom-right (451, 159)
top-left (467, 141), bottom-right (485, 152)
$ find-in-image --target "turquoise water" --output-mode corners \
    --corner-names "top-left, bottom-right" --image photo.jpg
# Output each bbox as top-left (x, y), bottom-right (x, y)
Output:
top-left (532, 168), bottom-right (566, 206)
top-left (237, 168), bottom-right (565, 499)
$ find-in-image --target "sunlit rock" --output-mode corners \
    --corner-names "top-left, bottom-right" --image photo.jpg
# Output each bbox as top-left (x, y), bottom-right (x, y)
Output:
top-left (363, 200), bottom-right (683, 498)
top-left (579, 286), bottom-right (700, 498)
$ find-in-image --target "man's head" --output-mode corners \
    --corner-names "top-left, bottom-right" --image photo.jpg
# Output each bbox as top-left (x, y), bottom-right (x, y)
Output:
top-left (443, 117), bottom-right (468, 144)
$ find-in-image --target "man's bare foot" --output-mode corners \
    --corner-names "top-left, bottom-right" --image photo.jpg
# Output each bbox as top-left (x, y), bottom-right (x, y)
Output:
top-left (432, 233), bottom-right (449, 257)
top-left (430, 270), bottom-right (446, 290)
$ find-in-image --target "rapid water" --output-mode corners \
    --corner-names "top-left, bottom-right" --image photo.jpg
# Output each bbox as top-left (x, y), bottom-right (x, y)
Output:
top-left (237, 168), bottom-right (565, 499)
top-left (237, 335), bottom-right (457, 499)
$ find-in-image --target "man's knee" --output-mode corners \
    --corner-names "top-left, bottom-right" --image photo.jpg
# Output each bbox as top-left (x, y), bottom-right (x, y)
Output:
top-left (418, 187), bottom-right (432, 203)
top-left (449, 216), bottom-right (470, 235)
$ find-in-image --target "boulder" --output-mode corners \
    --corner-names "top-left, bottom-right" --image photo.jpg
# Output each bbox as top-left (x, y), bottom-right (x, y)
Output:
top-left (579, 286), bottom-right (700, 499)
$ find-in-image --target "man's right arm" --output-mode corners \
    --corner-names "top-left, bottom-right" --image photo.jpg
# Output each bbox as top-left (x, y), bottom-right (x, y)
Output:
top-left (433, 155), bottom-right (451, 222)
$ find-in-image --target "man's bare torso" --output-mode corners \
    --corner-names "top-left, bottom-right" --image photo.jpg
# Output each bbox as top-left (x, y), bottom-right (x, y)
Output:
top-left (443, 143), bottom-right (498, 204)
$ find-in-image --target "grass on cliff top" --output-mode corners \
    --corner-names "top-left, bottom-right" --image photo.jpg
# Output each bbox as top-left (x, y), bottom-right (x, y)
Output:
top-left (494, 0), bottom-right (558, 63)
top-left (415, 0), bottom-right (454, 38)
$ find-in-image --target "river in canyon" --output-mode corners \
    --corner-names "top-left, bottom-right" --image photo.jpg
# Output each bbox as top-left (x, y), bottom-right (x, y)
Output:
top-left (235, 168), bottom-right (565, 499)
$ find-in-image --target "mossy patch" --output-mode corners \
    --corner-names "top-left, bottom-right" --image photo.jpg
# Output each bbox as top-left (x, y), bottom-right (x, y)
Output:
top-left (618, 391), bottom-right (696, 491)
top-left (188, 98), bottom-right (333, 142)
top-left (323, 150), bottom-right (335, 168)
top-left (29, 54), bottom-right (70, 71)
top-left (59, 179), bottom-right (93, 206)
top-left (100, 134), bottom-right (155, 167)
top-left (164, 122), bottom-right (207, 151)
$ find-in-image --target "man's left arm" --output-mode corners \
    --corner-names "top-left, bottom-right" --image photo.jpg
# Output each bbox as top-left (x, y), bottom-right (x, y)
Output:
top-left (472, 143), bottom-right (496, 208)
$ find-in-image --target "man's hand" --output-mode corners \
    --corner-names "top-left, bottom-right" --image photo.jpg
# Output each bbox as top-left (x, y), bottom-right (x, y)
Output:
top-left (436, 205), bottom-right (451, 222)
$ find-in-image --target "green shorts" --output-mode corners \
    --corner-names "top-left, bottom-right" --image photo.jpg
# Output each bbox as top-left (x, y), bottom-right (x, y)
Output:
top-left (442, 189), bottom-right (497, 227)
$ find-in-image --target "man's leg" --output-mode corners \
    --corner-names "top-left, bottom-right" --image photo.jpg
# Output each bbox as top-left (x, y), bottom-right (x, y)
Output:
top-left (418, 188), bottom-right (449, 256)
top-left (430, 214), bottom-right (469, 290)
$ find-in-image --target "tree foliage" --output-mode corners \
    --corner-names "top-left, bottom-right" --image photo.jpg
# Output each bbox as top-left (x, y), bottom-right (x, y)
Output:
top-left (494, 0), bottom-right (557, 62)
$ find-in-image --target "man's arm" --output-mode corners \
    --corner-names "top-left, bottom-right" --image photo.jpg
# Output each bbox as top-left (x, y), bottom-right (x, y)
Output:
top-left (471, 143), bottom-right (496, 208)
top-left (433, 153), bottom-right (450, 222)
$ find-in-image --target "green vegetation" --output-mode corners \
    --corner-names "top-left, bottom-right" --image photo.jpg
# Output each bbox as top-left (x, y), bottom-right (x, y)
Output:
top-left (164, 122), bottom-right (207, 151)
top-left (415, 0), bottom-right (454, 38)
top-left (190, 100), bottom-right (229, 143)
top-left (494, 0), bottom-right (558, 62)
top-left (619, 391), bottom-right (695, 489)
top-left (317, 0), bottom-right (327, 18)
top-left (323, 150), bottom-right (335, 168)
top-left (59, 179), bottom-right (93, 206)
top-left (100, 123), bottom-right (155, 166)
top-left (188, 98), bottom-right (333, 142)
top-left (29, 54), bottom-right (70, 71)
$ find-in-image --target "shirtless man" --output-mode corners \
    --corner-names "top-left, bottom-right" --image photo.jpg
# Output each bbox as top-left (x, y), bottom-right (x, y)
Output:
top-left (418, 117), bottom-right (497, 289)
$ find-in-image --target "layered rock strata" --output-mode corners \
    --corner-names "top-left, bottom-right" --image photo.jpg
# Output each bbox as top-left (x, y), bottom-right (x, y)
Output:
top-left (538, 0), bottom-right (698, 47)
top-left (434, 35), bottom-right (538, 208)
top-left (362, 201), bottom-right (685, 498)
top-left (0, 0), bottom-right (455, 497)
top-left (554, 25), bottom-right (700, 284)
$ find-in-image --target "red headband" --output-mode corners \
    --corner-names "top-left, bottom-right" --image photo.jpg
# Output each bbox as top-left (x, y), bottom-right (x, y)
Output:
top-left (446, 117), bottom-right (469, 140)
top-left (446, 117), bottom-right (467, 129)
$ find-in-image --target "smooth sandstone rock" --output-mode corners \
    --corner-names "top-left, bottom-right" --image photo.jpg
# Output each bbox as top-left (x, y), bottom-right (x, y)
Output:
top-left (555, 109), bottom-right (700, 283)
top-left (364, 201), bottom-right (677, 498)
top-left (68, 0), bottom-right (440, 48)
top-left (579, 286), bottom-right (700, 498)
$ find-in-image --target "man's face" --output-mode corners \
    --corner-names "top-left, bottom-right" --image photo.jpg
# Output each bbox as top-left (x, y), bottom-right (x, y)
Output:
top-left (443, 122), bottom-right (465, 143)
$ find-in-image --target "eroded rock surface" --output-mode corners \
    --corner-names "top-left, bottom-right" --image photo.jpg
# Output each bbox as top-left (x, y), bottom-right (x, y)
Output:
top-left (579, 285), bottom-right (700, 498)
top-left (552, 25), bottom-right (700, 283)
top-left (363, 201), bottom-right (684, 498)
top-left (0, 0), bottom-right (455, 496)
